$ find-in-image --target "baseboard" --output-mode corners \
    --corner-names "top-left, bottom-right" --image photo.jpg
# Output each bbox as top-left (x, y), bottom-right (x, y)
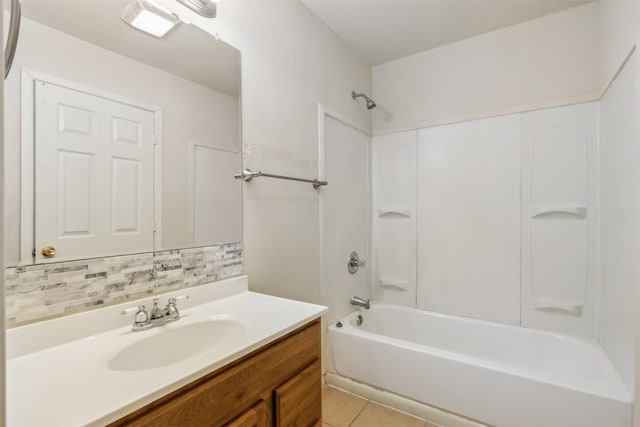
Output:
top-left (324, 372), bottom-right (488, 427)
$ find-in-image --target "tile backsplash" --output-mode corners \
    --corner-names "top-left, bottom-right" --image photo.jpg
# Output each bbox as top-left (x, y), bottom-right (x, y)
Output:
top-left (5, 243), bottom-right (243, 326)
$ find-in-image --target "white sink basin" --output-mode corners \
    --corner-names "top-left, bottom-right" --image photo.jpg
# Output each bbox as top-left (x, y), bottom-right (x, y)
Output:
top-left (108, 319), bottom-right (246, 371)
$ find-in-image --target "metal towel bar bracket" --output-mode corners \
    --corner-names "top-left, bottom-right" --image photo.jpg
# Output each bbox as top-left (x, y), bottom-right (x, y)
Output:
top-left (234, 169), bottom-right (328, 189)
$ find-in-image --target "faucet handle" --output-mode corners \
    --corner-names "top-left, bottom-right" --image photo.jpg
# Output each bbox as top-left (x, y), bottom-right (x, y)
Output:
top-left (166, 295), bottom-right (188, 320)
top-left (347, 251), bottom-right (366, 274)
top-left (168, 295), bottom-right (189, 304)
top-left (121, 305), bottom-right (145, 316)
top-left (122, 305), bottom-right (149, 325)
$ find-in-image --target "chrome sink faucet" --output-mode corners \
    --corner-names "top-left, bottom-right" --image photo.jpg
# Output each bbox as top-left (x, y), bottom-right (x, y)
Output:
top-left (122, 295), bottom-right (189, 332)
top-left (350, 295), bottom-right (370, 310)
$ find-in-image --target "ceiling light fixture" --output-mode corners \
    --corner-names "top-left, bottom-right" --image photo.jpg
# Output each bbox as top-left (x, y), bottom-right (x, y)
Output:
top-left (177, 0), bottom-right (217, 18)
top-left (121, 0), bottom-right (182, 38)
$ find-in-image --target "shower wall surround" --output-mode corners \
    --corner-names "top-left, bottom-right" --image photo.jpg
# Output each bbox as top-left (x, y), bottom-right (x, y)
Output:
top-left (4, 243), bottom-right (242, 325)
top-left (372, 102), bottom-right (598, 337)
top-left (417, 115), bottom-right (522, 326)
top-left (599, 54), bottom-right (638, 395)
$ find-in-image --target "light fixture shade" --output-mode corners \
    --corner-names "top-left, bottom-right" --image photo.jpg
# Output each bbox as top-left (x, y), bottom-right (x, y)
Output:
top-left (177, 0), bottom-right (217, 18)
top-left (122, 0), bottom-right (181, 38)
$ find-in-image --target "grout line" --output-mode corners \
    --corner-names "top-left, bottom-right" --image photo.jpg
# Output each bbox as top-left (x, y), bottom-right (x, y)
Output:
top-left (325, 384), bottom-right (441, 426)
top-left (348, 400), bottom-right (371, 426)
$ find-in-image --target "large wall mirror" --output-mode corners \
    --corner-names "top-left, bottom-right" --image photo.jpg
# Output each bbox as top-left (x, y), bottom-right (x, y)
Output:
top-left (4, 0), bottom-right (242, 266)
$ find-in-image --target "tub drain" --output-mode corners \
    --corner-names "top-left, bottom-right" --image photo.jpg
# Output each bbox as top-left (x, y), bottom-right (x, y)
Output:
top-left (356, 315), bottom-right (363, 326)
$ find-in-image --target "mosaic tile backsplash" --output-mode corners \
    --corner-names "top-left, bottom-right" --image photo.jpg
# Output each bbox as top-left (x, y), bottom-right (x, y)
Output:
top-left (5, 243), bottom-right (243, 326)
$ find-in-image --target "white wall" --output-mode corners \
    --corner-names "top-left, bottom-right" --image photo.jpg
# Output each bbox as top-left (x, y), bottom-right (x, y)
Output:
top-left (372, 2), bottom-right (602, 134)
top-left (595, 2), bottom-right (640, 420)
top-left (4, 16), bottom-right (240, 264)
top-left (156, 0), bottom-right (372, 304)
top-left (600, 54), bottom-right (638, 397)
top-left (600, 2), bottom-right (640, 90)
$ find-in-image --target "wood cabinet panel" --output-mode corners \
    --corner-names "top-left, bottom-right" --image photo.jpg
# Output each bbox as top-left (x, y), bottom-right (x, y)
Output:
top-left (226, 399), bottom-right (268, 427)
top-left (275, 360), bottom-right (321, 427)
top-left (110, 320), bottom-right (320, 427)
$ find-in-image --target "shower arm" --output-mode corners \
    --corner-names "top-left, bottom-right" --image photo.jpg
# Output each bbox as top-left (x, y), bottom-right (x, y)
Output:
top-left (351, 90), bottom-right (376, 109)
top-left (351, 91), bottom-right (370, 101)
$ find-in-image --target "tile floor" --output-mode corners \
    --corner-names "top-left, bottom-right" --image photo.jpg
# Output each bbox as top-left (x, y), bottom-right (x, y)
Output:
top-left (322, 385), bottom-right (440, 427)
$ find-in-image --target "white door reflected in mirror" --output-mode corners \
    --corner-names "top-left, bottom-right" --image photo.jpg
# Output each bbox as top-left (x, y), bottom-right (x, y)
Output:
top-left (34, 81), bottom-right (156, 263)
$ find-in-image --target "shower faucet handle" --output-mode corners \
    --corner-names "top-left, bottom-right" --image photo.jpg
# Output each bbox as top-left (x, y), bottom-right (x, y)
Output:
top-left (348, 251), bottom-right (366, 274)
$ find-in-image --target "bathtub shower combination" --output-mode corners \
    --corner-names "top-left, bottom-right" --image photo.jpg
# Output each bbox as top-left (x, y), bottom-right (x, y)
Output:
top-left (329, 304), bottom-right (630, 427)
top-left (327, 53), bottom-right (637, 425)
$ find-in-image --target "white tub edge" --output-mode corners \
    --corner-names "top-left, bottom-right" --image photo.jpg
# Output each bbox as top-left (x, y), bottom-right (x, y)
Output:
top-left (324, 372), bottom-right (488, 427)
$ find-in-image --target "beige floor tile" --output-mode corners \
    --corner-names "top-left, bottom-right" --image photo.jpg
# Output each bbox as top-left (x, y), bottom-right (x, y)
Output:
top-left (351, 402), bottom-right (425, 427)
top-left (322, 386), bottom-right (368, 427)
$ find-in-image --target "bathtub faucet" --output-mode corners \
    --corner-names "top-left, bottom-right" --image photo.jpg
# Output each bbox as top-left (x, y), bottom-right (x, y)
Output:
top-left (350, 296), bottom-right (370, 310)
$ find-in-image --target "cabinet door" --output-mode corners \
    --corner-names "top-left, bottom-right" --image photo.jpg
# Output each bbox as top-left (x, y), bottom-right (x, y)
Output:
top-left (226, 400), bottom-right (268, 427)
top-left (274, 360), bottom-right (321, 427)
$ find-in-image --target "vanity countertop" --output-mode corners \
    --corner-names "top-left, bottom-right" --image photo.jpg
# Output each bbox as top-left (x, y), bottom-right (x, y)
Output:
top-left (6, 275), bottom-right (327, 427)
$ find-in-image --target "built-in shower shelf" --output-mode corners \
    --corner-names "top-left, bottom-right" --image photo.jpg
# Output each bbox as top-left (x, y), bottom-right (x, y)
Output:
top-left (377, 207), bottom-right (411, 217)
top-left (379, 278), bottom-right (409, 291)
top-left (529, 206), bottom-right (587, 219)
top-left (532, 297), bottom-right (583, 313)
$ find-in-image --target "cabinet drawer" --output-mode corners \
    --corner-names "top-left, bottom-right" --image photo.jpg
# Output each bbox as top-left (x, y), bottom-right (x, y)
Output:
top-left (226, 400), bottom-right (268, 427)
top-left (275, 360), bottom-right (321, 427)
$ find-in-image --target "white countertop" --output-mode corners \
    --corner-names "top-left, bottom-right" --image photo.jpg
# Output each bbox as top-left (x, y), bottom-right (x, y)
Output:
top-left (6, 276), bottom-right (327, 427)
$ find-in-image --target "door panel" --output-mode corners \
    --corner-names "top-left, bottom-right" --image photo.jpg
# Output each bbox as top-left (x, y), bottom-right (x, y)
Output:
top-left (57, 150), bottom-right (95, 237)
top-left (322, 116), bottom-right (369, 324)
top-left (111, 157), bottom-right (141, 234)
top-left (190, 143), bottom-right (242, 246)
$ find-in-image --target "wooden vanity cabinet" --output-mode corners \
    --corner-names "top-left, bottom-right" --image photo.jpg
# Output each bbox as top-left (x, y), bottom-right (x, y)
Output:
top-left (110, 319), bottom-right (321, 427)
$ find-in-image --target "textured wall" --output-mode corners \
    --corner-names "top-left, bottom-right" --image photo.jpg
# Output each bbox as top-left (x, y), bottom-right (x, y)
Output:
top-left (156, 0), bottom-right (372, 304)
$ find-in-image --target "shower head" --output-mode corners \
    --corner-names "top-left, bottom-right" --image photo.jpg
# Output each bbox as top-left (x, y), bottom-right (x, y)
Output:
top-left (351, 91), bottom-right (376, 110)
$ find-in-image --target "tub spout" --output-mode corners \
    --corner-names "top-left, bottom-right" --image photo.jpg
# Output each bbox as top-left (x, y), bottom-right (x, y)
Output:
top-left (350, 296), bottom-right (370, 310)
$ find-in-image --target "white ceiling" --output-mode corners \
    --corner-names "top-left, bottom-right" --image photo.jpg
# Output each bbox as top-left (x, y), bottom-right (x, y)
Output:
top-left (302, 0), bottom-right (592, 66)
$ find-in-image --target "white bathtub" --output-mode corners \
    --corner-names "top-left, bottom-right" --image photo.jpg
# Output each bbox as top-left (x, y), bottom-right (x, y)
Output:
top-left (329, 303), bottom-right (631, 427)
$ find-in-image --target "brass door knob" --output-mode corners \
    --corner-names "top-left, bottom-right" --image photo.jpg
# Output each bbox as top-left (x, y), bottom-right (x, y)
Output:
top-left (41, 246), bottom-right (56, 258)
